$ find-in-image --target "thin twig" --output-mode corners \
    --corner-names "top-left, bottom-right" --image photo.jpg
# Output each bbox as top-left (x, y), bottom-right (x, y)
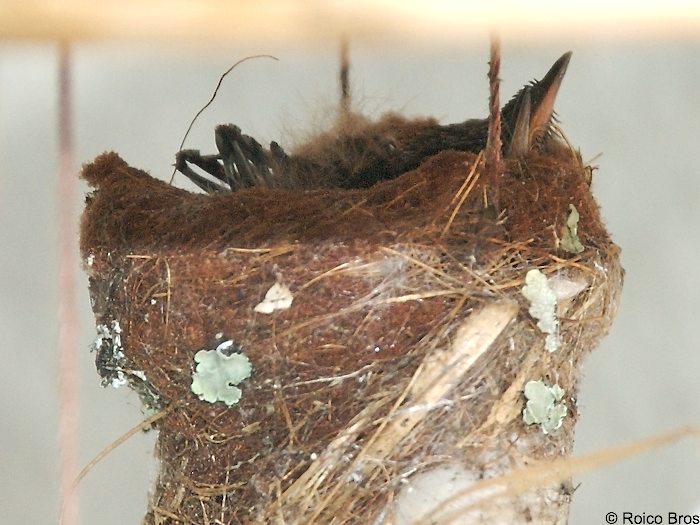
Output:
top-left (73, 407), bottom-right (173, 491)
top-left (59, 405), bottom-right (174, 525)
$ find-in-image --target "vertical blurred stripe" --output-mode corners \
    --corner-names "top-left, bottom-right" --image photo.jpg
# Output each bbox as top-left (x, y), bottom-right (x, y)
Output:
top-left (57, 42), bottom-right (79, 525)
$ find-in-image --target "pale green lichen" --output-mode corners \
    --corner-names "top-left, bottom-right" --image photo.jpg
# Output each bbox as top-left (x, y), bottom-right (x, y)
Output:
top-left (190, 345), bottom-right (252, 406)
top-left (521, 269), bottom-right (559, 352)
top-left (559, 204), bottom-right (585, 254)
top-left (522, 380), bottom-right (567, 434)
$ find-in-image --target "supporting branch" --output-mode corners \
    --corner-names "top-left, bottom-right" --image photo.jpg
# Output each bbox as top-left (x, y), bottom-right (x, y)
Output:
top-left (486, 34), bottom-right (503, 205)
top-left (339, 36), bottom-right (351, 120)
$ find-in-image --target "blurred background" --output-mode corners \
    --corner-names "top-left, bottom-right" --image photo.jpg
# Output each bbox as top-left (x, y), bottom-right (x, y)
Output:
top-left (1, 2), bottom-right (699, 524)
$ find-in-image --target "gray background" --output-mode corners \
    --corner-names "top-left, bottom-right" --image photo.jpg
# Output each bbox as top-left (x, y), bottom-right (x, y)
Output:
top-left (1, 36), bottom-right (699, 524)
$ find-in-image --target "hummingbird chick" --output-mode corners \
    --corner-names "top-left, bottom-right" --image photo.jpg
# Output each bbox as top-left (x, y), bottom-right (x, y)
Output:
top-left (175, 52), bottom-right (572, 193)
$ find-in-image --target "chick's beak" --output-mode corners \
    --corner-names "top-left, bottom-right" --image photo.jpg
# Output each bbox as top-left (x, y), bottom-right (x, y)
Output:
top-left (507, 51), bottom-right (572, 157)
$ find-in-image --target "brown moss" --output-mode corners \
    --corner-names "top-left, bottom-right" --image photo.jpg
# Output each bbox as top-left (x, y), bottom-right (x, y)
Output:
top-left (81, 142), bottom-right (621, 524)
top-left (81, 146), bottom-right (604, 251)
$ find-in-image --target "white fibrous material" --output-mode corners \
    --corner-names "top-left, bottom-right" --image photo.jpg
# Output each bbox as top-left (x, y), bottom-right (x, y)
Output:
top-left (93, 319), bottom-right (127, 387)
top-left (254, 282), bottom-right (294, 314)
top-left (547, 274), bottom-right (588, 302)
top-left (392, 464), bottom-right (512, 524)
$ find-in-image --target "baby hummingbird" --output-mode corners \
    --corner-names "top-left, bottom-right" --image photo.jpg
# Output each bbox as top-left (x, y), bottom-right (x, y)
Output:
top-left (175, 52), bottom-right (572, 193)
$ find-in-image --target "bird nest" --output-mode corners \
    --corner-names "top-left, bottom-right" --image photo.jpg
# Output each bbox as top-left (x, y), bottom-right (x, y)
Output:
top-left (81, 137), bottom-right (622, 523)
